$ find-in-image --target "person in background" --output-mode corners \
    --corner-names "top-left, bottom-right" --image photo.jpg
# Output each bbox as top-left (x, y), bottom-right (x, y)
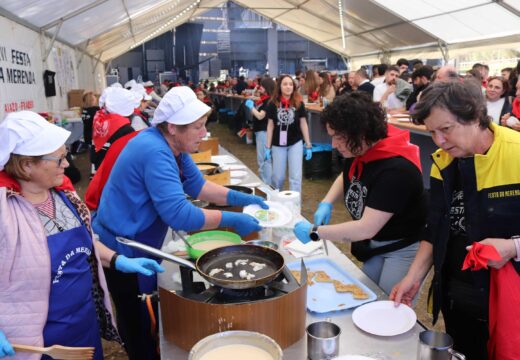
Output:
top-left (348, 72), bottom-right (358, 92)
top-left (265, 75), bottom-right (312, 192)
top-left (434, 65), bottom-right (460, 82)
top-left (472, 63), bottom-right (489, 87)
top-left (390, 80), bottom-right (520, 360)
top-left (333, 76), bottom-right (342, 96)
top-left (354, 68), bottom-right (375, 96)
top-left (318, 72), bottom-right (336, 102)
top-left (0, 111), bottom-right (163, 360)
top-left (233, 76), bottom-right (247, 95)
top-left (396, 58), bottom-right (409, 75)
top-left (304, 70), bottom-right (320, 102)
top-left (81, 92), bottom-right (100, 179)
top-left (406, 65), bottom-right (434, 111)
top-left (93, 87), bottom-right (266, 360)
top-left (293, 92), bottom-right (427, 296)
top-left (244, 77), bottom-right (276, 186)
top-left (371, 64), bottom-right (387, 87)
top-left (143, 81), bottom-right (161, 107)
top-left (485, 76), bottom-right (511, 124)
top-left (500, 77), bottom-right (520, 131)
top-left (129, 84), bottom-right (152, 131)
top-left (373, 65), bottom-right (406, 110)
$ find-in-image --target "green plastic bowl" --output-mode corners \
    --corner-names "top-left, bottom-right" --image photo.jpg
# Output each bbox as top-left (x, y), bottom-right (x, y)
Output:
top-left (186, 230), bottom-right (242, 259)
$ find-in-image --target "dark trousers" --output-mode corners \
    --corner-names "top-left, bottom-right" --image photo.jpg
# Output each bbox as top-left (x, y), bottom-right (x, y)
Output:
top-left (103, 267), bottom-right (160, 360)
top-left (442, 280), bottom-right (489, 360)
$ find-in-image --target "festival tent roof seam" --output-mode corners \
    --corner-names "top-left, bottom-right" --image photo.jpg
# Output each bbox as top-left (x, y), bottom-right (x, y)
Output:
top-left (0, 0), bottom-right (519, 63)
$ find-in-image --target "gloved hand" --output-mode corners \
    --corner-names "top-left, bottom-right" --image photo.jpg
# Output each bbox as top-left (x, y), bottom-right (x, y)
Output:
top-left (304, 147), bottom-right (313, 161)
top-left (115, 255), bottom-right (165, 276)
top-left (265, 148), bottom-right (272, 161)
top-left (294, 220), bottom-right (312, 244)
top-left (314, 202), bottom-right (333, 225)
top-left (227, 189), bottom-right (268, 209)
top-left (244, 99), bottom-right (254, 110)
top-left (220, 211), bottom-right (262, 237)
top-left (0, 331), bottom-right (14, 358)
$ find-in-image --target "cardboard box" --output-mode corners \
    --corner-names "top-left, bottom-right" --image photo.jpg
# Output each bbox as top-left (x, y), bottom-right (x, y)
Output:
top-left (67, 89), bottom-right (84, 108)
top-left (198, 137), bottom-right (219, 155)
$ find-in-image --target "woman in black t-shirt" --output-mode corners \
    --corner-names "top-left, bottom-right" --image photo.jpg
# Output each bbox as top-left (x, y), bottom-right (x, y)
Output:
top-left (81, 92), bottom-right (100, 178)
top-left (293, 92), bottom-right (427, 296)
top-left (265, 75), bottom-right (312, 192)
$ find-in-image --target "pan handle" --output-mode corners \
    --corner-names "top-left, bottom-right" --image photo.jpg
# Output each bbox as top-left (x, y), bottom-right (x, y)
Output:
top-left (116, 237), bottom-right (197, 270)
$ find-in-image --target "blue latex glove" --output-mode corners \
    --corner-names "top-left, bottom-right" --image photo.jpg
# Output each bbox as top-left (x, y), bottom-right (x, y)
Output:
top-left (294, 220), bottom-right (312, 244)
top-left (227, 189), bottom-right (268, 209)
top-left (265, 148), bottom-right (271, 161)
top-left (0, 331), bottom-right (14, 357)
top-left (314, 202), bottom-right (333, 225)
top-left (304, 147), bottom-right (313, 161)
top-left (220, 211), bottom-right (262, 237)
top-left (115, 255), bottom-right (165, 276)
top-left (244, 99), bottom-right (254, 110)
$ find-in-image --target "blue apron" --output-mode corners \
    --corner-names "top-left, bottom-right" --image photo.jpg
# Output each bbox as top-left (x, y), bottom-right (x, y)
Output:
top-left (42, 193), bottom-right (103, 360)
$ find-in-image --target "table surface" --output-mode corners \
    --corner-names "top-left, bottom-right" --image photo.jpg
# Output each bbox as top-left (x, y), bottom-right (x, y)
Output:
top-left (158, 147), bottom-right (426, 360)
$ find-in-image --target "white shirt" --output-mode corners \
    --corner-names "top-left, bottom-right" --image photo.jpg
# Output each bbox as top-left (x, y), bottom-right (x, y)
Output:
top-left (487, 98), bottom-right (505, 124)
top-left (373, 83), bottom-right (388, 102)
top-left (373, 82), bottom-right (404, 109)
top-left (371, 77), bottom-right (384, 87)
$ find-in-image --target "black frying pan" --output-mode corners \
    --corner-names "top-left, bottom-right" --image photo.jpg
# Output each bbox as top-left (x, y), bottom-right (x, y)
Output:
top-left (116, 238), bottom-right (284, 290)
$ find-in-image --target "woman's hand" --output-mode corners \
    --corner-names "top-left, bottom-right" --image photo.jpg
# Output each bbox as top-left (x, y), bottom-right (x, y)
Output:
top-left (389, 274), bottom-right (421, 307)
top-left (467, 238), bottom-right (517, 269)
top-left (0, 331), bottom-right (14, 358)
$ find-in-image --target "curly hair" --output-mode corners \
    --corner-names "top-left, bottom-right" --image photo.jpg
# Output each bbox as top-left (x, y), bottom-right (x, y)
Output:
top-left (413, 79), bottom-right (490, 129)
top-left (321, 92), bottom-right (387, 155)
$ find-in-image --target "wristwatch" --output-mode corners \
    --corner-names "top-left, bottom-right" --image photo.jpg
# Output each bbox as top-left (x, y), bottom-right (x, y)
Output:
top-left (310, 225), bottom-right (320, 242)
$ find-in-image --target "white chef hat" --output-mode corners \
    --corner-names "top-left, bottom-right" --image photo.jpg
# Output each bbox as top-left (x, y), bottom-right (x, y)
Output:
top-left (105, 87), bottom-right (141, 117)
top-left (0, 111), bottom-right (71, 170)
top-left (110, 82), bottom-right (123, 88)
top-left (143, 81), bottom-right (154, 87)
top-left (124, 79), bottom-right (137, 90)
top-left (152, 86), bottom-right (211, 126)
top-left (131, 83), bottom-right (152, 101)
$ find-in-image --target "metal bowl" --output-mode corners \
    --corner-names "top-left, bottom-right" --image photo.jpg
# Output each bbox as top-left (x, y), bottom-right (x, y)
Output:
top-left (189, 330), bottom-right (282, 360)
top-left (246, 240), bottom-right (279, 250)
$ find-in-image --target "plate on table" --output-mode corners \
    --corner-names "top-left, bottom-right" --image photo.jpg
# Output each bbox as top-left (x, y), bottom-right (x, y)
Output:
top-left (287, 258), bottom-right (376, 313)
top-left (229, 178), bottom-right (242, 185)
top-left (352, 300), bottom-right (416, 336)
top-left (211, 155), bottom-right (237, 165)
top-left (230, 170), bottom-right (248, 178)
top-left (222, 164), bottom-right (247, 171)
top-left (243, 201), bottom-right (292, 227)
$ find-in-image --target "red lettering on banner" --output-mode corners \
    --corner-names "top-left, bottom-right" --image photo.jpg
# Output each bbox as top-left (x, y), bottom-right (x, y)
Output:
top-left (20, 100), bottom-right (33, 110)
top-left (4, 102), bottom-right (18, 112)
top-left (4, 100), bottom-right (34, 112)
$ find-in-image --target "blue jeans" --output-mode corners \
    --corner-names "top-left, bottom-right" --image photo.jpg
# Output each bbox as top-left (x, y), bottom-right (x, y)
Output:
top-left (255, 131), bottom-right (273, 186)
top-left (362, 240), bottom-right (420, 297)
top-left (271, 140), bottom-right (303, 192)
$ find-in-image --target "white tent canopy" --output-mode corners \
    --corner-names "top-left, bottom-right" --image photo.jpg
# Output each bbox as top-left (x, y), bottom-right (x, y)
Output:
top-left (1, 0), bottom-right (519, 64)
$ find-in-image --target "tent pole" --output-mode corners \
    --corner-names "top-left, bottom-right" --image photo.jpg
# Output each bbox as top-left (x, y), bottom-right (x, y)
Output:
top-left (43, 21), bottom-right (63, 63)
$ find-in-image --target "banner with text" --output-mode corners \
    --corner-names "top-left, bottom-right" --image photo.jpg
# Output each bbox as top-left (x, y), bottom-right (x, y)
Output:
top-left (0, 43), bottom-right (41, 120)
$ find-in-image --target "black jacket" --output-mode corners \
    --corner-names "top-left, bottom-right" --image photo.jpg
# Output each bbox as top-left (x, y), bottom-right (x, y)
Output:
top-left (357, 81), bottom-right (375, 97)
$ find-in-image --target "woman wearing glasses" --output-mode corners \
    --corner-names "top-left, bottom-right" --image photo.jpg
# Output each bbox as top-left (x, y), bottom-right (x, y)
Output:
top-left (0, 111), bottom-right (163, 360)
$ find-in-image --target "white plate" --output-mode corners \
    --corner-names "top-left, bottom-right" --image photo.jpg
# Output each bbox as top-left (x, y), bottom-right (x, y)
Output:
top-left (222, 164), bottom-right (247, 171)
top-left (352, 300), bottom-right (416, 336)
top-left (335, 356), bottom-right (377, 360)
top-left (230, 170), bottom-right (248, 178)
top-left (211, 155), bottom-right (237, 165)
top-left (229, 178), bottom-right (242, 185)
top-left (243, 201), bottom-right (292, 228)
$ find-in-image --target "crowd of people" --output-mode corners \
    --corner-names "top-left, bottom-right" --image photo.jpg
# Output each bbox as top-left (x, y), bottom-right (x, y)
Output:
top-left (1, 57), bottom-right (520, 360)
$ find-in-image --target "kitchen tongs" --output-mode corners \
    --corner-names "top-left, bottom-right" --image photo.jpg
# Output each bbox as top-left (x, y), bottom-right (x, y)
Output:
top-left (13, 344), bottom-right (94, 360)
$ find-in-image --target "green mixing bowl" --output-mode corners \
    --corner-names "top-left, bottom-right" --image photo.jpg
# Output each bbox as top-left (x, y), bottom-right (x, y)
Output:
top-left (187, 230), bottom-right (242, 259)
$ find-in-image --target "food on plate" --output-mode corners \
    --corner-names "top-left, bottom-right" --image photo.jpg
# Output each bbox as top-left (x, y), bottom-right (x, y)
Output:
top-left (314, 270), bottom-right (334, 283)
top-left (191, 239), bottom-right (236, 251)
top-left (332, 280), bottom-right (358, 293)
top-left (292, 268), bottom-right (369, 299)
top-left (254, 209), bottom-right (279, 222)
top-left (199, 344), bottom-right (274, 360)
top-left (352, 288), bottom-right (370, 300)
top-left (209, 268), bottom-right (224, 277)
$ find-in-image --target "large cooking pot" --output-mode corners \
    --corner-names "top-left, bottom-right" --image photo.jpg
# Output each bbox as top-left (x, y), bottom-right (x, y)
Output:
top-left (117, 237), bottom-right (285, 289)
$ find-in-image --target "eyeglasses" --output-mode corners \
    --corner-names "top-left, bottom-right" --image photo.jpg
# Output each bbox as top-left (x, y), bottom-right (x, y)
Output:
top-left (41, 152), bottom-right (68, 167)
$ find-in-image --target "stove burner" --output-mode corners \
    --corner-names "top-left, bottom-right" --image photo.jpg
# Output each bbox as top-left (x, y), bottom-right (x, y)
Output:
top-left (177, 265), bottom-right (300, 304)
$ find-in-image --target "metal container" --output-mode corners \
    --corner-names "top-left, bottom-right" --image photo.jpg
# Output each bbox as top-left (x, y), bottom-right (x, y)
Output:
top-left (189, 330), bottom-right (283, 360)
top-left (418, 331), bottom-right (466, 360)
top-left (306, 321), bottom-right (341, 360)
top-left (246, 240), bottom-right (279, 250)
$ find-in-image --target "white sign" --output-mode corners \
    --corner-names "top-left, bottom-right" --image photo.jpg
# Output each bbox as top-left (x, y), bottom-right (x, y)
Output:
top-left (0, 43), bottom-right (39, 118)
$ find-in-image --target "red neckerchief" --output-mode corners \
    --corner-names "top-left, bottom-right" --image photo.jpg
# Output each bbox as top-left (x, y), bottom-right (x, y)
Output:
top-left (0, 170), bottom-right (74, 193)
top-left (145, 87), bottom-right (153, 94)
top-left (348, 124), bottom-right (422, 181)
top-left (512, 97), bottom-right (520, 118)
top-left (280, 97), bottom-right (290, 109)
top-left (92, 109), bottom-right (131, 152)
top-left (255, 94), bottom-right (270, 106)
top-left (309, 91), bottom-right (318, 101)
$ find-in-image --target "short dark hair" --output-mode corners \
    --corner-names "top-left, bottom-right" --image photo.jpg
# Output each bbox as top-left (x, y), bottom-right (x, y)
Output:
top-left (260, 77), bottom-right (276, 96)
top-left (374, 64), bottom-right (388, 76)
top-left (355, 69), bottom-right (369, 79)
top-left (396, 58), bottom-right (409, 67)
top-left (386, 65), bottom-right (400, 73)
top-left (321, 92), bottom-right (387, 155)
top-left (411, 65), bottom-right (434, 81)
top-left (412, 80), bottom-right (490, 129)
top-left (501, 67), bottom-right (513, 73)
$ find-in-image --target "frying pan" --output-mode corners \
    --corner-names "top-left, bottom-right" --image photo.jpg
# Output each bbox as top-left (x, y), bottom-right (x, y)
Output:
top-left (116, 237), bottom-right (285, 290)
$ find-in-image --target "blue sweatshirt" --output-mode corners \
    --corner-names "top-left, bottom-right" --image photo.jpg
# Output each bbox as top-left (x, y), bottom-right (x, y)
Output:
top-left (94, 127), bottom-right (206, 252)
